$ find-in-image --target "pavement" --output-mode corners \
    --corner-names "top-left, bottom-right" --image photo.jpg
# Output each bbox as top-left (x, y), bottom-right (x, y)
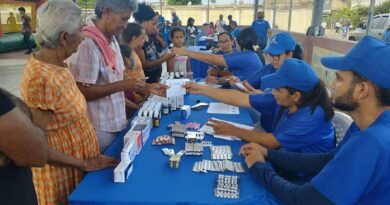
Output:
top-left (0, 49), bottom-right (30, 97)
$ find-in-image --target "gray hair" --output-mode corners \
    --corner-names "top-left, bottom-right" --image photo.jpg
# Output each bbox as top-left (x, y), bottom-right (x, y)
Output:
top-left (36, 0), bottom-right (81, 49)
top-left (95, 0), bottom-right (138, 18)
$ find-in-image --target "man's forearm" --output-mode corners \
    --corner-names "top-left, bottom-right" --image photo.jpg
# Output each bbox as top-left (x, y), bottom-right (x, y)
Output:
top-left (233, 128), bottom-right (279, 148)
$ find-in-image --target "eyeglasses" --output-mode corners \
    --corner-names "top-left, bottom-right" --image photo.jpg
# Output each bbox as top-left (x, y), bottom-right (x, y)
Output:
top-left (218, 40), bottom-right (231, 44)
top-left (267, 54), bottom-right (282, 61)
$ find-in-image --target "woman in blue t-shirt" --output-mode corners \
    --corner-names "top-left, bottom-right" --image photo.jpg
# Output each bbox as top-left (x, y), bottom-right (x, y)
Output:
top-left (173, 27), bottom-right (263, 81)
top-left (206, 32), bottom-right (236, 84)
top-left (232, 32), bottom-right (302, 94)
top-left (184, 59), bottom-right (335, 154)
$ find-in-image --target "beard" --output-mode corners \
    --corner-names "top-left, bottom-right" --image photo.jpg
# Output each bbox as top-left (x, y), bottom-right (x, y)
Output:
top-left (332, 86), bottom-right (359, 112)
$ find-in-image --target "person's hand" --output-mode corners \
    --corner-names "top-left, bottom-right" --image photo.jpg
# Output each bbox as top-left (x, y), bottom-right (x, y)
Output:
top-left (172, 47), bottom-right (190, 56)
top-left (243, 81), bottom-right (263, 94)
top-left (121, 78), bottom-right (146, 92)
top-left (244, 149), bottom-right (266, 169)
top-left (207, 119), bottom-right (238, 136)
top-left (207, 68), bottom-right (219, 76)
top-left (228, 76), bottom-right (240, 86)
top-left (161, 51), bottom-right (175, 61)
top-left (205, 75), bottom-right (219, 84)
top-left (146, 83), bottom-right (169, 97)
top-left (82, 155), bottom-right (118, 172)
top-left (182, 81), bottom-right (207, 95)
top-left (239, 142), bottom-right (268, 158)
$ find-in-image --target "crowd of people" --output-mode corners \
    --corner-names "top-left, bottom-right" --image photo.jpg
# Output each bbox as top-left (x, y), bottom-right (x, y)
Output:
top-left (1, 0), bottom-right (390, 205)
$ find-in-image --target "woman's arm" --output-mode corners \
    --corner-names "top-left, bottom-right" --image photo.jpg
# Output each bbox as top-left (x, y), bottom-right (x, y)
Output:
top-left (136, 48), bottom-right (173, 70)
top-left (167, 57), bottom-right (174, 72)
top-left (173, 48), bottom-right (227, 67)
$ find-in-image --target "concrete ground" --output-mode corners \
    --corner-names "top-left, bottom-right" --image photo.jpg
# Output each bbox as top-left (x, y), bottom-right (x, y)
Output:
top-left (0, 49), bottom-right (29, 97)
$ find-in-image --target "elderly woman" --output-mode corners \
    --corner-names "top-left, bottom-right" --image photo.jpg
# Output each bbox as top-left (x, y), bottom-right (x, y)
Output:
top-left (19, 1), bottom-right (118, 204)
top-left (69, 0), bottom-right (167, 152)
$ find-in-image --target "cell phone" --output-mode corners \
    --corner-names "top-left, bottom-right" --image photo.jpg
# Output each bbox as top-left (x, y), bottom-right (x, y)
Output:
top-left (191, 102), bottom-right (209, 110)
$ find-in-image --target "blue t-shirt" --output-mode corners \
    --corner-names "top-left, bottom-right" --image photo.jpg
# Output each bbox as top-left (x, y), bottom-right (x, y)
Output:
top-left (231, 28), bottom-right (240, 38)
top-left (246, 64), bottom-right (276, 89)
top-left (172, 15), bottom-right (179, 25)
top-left (312, 110), bottom-right (390, 205)
top-left (251, 19), bottom-right (271, 43)
top-left (249, 93), bottom-right (335, 153)
top-left (223, 50), bottom-right (263, 81)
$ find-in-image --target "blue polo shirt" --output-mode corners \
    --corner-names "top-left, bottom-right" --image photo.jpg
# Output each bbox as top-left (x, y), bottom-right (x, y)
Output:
top-left (249, 93), bottom-right (335, 153)
top-left (223, 50), bottom-right (263, 81)
top-left (232, 28), bottom-right (240, 38)
top-left (246, 64), bottom-right (276, 89)
top-left (312, 110), bottom-right (390, 204)
top-left (251, 19), bottom-right (271, 43)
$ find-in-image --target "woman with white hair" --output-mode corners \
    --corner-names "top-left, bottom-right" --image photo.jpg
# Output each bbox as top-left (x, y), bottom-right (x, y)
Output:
top-left (69, 0), bottom-right (167, 152)
top-left (20, 1), bottom-right (118, 204)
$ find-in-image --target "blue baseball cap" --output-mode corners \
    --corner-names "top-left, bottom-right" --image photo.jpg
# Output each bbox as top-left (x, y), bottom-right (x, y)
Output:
top-left (264, 32), bottom-right (297, 55)
top-left (321, 36), bottom-right (390, 88)
top-left (261, 59), bottom-right (319, 91)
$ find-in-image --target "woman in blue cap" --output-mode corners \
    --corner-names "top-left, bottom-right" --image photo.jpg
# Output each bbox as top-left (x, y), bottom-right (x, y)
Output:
top-left (241, 36), bottom-right (390, 205)
top-left (231, 32), bottom-right (302, 94)
top-left (184, 58), bottom-right (335, 154)
top-left (173, 27), bottom-right (263, 81)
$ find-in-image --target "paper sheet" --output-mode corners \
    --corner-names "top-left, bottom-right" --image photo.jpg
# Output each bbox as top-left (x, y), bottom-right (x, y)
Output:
top-left (207, 103), bottom-right (239, 115)
top-left (199, 118), bottom-right (254, 141)
top-left (197, 81), bottom-right (222, 88)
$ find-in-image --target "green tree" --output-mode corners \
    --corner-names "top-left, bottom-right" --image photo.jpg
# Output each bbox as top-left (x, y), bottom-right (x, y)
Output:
top-left (167, 0), bottom-right (202, 6)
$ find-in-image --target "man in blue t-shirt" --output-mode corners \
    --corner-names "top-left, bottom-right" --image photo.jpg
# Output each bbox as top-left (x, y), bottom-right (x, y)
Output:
top-left (183, 59), bottom-right (335, 153)
top-left (251, 11), bottom-right (271, 50)
top-left (241, 36), bottom-right (390, 205)
top-left (171, 10), bottom-right (180, 27)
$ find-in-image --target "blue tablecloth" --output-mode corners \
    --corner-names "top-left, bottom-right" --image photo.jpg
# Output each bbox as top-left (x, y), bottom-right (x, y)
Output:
top-left (69, 94), bottom-right (280, 205)
top-left (188, 46), bottom-right (212, 79)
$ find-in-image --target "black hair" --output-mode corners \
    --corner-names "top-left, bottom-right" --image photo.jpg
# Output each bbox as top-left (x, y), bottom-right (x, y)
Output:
top-left (218, 32), bottom-right (233, 41)
top-left (236, 27), bottom-right (257, 51)
top-left (352, 71), bottom-right (390, 106)
top-left (187, 17), bottom-right (194, 27)
top-left (122, 23), bottom-right (144, 44)
top-left (133, 3), bottom-right (156, 23)
top-left (292, 44), bottom-right (303, 60)
top-left (170, 27), bottom-right (185, 39)
top-left (258, 11), bottom-right (264, 19)
top-left (231, 21), bottom-right (238, 26)
top-left (119, 44), bottom-right (132, 60)
top-left (18, 7), bottom-right (26, 13)
top-left (228, 15), bottom-right (232, 19)
top-left (236, 27), bottom-right (265, 64)
top-left (285, 79), bottom-right (334, 121)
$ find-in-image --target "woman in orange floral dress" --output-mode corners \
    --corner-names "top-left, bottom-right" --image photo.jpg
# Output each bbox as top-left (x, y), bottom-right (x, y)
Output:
top-left (19, 1), bottom-right (117, 204)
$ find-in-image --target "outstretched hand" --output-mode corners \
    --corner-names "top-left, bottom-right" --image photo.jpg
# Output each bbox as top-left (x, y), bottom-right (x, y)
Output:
top-left (82, 155), bottom-right (118, 172)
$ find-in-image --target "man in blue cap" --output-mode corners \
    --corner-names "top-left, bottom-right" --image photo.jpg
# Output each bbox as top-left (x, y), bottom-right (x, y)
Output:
top-left (241, 36), bottom-right (390, 204)
top-left (184, 58), bottom-right (335, 153)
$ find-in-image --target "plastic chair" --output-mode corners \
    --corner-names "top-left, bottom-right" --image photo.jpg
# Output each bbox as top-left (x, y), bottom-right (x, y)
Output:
top-left (332, 111), bottom-right (353, 146)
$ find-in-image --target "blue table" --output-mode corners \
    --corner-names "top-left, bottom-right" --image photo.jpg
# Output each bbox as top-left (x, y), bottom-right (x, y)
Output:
top-left (69, 94), bottom-right (279, 205)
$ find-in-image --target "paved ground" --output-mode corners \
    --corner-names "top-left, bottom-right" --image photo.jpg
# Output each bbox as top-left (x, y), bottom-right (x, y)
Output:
top-left (0, 50), bottom-right (29, 97)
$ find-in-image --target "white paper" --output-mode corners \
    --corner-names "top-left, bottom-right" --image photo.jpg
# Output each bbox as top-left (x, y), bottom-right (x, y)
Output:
top-left (165, 79), bottom-right (189, 97)
top-left (197, 81), bottom-right (221, 88)
top-left (207, 103), bottom-right (239, 115)
top-left (199, 118), bottom-right (254, 141)
top-left (234, 82), bottom-right (246, 90)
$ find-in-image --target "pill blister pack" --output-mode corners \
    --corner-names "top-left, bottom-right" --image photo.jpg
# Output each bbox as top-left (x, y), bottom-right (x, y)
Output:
top-left (214, 174), bottom-right (240, 199)
top-left (192, 160), bottom-right (245, 173)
